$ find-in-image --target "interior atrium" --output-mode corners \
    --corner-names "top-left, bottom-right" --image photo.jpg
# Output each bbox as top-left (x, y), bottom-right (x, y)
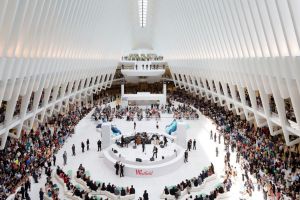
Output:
top-left (0, 0), bottom-right (300, 200)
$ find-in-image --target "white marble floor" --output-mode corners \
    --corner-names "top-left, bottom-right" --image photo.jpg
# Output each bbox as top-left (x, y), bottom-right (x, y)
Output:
top-left (17, 109), bottom-right (265, 200)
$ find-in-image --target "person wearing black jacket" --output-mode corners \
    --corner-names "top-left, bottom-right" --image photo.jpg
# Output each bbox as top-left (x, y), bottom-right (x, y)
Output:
top-left (97, 140), bottom-right (102, 151)
top-left (114, 161), bottom-right (120, 175)
top-left (143, 190), bottom-right (149, 200)
top-left (120, 163), bottom-right (124, 177)
top-left (106, 183), bottom-right (111, 192)
top-left (39, 188), bottom-right (44, 200)
top-left (86, 139), bottom-right (90, 151)
top-left (81, 142), bottom-right (85, 153)
top-left (25, 178), bottom-right (31, 192)
top-left (110, 185), bottom-right (115, 194)
top-left (164, 186), bottom-right (169, 194)
top-left (101, 183), bottom-right (106, 191)
top-left (129, 185), bottom-right (135, 194)
top-left (20, 185), bottom-right (25, 199)
top-left (121, 187), bottom-right (126, 196)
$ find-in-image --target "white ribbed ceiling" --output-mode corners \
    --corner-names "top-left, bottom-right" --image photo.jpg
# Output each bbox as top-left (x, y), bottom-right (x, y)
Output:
top-left (0, 0), bottom-right (133, 62)
top-left (1, 0), bottom-right (300, 64)
top-left (152, 0), bottom-right (300, 60)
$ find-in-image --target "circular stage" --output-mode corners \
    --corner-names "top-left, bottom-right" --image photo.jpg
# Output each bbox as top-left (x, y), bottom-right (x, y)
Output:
top-left (103, 141), bottom-right (185, 177)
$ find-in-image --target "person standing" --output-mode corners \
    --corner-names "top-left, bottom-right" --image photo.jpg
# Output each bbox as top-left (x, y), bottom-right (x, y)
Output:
top-left (226, 151), bottom-right (230, 162)
top-left (121, 135), bottom-right (125, 147)
top-left (20, 185), bottom-right (25, 199)
top-left (156, 121), bottom-right (159, 129)
top-left (193, 139), bottom-right (196, 150)
top-left (86, 139), bottom-right (90, 151)
top-left (153, 146), bottom-right (158, 159)
top-left (97, 140), bottom-right (102, 151)
top-left (216, 147), bottom-right (219, 157)
top-left (134, 121), bottom-right (136, 130)
top-left (32, 170), bottom-right (38, 183)
top-left (53, 154), bottom-right (56, 166)
top-left (81, 142), bottom-right (85, 153)
top-left (210, 130), bottom-right (213, 140)
top-left (214, 132), bottom-right (217, 142)
top-left (25, 178), bottom-right (31, 192)
top-left (187, 139), bottom-right (192, 151)
top-left (72, 144), bottom-right (76, 156)
top-left (142, 140), bottom-right (145, 153)
top-left (63, 151), bottom-right (67, 166)
top-left (218, 133), bottom-right (221, 144)
top-left (114, 161), bottom-right (120, 175)
top-left (39, 188), bottom-right (44, 200)
top-left (184, 150), bottom-right (188, 163)
top-left (163, 136), bottom-right (168, 147)
top-left (120, 163), bottom-right (124, 177)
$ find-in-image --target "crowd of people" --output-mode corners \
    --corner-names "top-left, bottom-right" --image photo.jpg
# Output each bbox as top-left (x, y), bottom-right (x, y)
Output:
top-left (1, 85), bottom-right (299, 199)
top-left (167, 94), bottom-right (199, 120)
top-left (121, 53), bottom-right (163, 61)
top-left (76, 164), bottom-right (135, 198)
top-left (172, 89), bottom-right (300, 199)
top-left (92, 103), bottom-right (163, 123)
top-left (163, 163), bottom-right (216, 199)
top-left (43, 175), bottom-right (59, 200)
top-left (0, 101), bottom-right (6, 123)
top-left (56, 166), bottom-right (91, 199)
top-left (0, 102), bottom-right (92, 199)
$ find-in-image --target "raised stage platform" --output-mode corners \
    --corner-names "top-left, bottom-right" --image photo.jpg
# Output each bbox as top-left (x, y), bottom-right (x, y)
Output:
top-left (103, 142), bottom-right (184, 177)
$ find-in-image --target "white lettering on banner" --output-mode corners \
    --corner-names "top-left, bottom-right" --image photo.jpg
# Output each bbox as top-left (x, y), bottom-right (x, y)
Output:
top-left (135, 169), bottom-right (153, 176)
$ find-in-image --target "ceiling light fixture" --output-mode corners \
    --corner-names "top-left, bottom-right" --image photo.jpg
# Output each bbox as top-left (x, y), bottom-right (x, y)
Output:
top-left (138, 0), bottom-right (148, 27)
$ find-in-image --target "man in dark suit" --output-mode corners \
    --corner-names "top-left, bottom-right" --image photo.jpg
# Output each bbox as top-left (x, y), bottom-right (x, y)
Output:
top-left (39, 188), bottom-right (44, 200)
top-left (81, 142), bottom-right (85, 153)
top-left (114, 161), bottom-right (119, 175)
top-left (184, 150), bottom-right (188, 163)
top-left (142, 140), bottom-right (145, 152)
top-left (86, 139), bottom-right (90, 151)
top-left (97, 140), bottom-right (102, 151)
top-left (120, 163), bottom-right (124, 177)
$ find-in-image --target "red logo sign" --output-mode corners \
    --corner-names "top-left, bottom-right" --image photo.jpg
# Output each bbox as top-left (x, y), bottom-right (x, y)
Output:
top-left (135, 169), bottom-right (153, 176)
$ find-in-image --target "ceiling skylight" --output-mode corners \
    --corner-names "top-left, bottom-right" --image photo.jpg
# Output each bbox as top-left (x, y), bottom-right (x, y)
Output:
top-left (138, 0), bottom-right (148, 27)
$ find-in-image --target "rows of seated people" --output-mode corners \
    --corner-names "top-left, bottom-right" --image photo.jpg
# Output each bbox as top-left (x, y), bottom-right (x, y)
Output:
top-left (167, 95), bottom-right (199, 120)
top-left (121, 53), bottom-right (163, 61)
top-left (92, 103), bottom-right (162, 122)
top-left (56, 166), bottom-right (93, 200)
top-left (162, 163), bottom-right (216, 199)
top-left (75, 164), bottom-right (135, 198)
top-left (0, 102), bottom-right (93, 199)
top-left (192, 185), bottom-right (225, 200)
top-left (172, 89), bottom-right (300, 199)
top-left (0, 101), bottom-right (6, 123)
top-left (92, 104), bottom-right (139, 122)
top-left (191, 159), bottom-right (233, 200)
top-left (44, 177), bottom-right (60, 200)
top-left (285, 99), bottom-right (297, 123)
